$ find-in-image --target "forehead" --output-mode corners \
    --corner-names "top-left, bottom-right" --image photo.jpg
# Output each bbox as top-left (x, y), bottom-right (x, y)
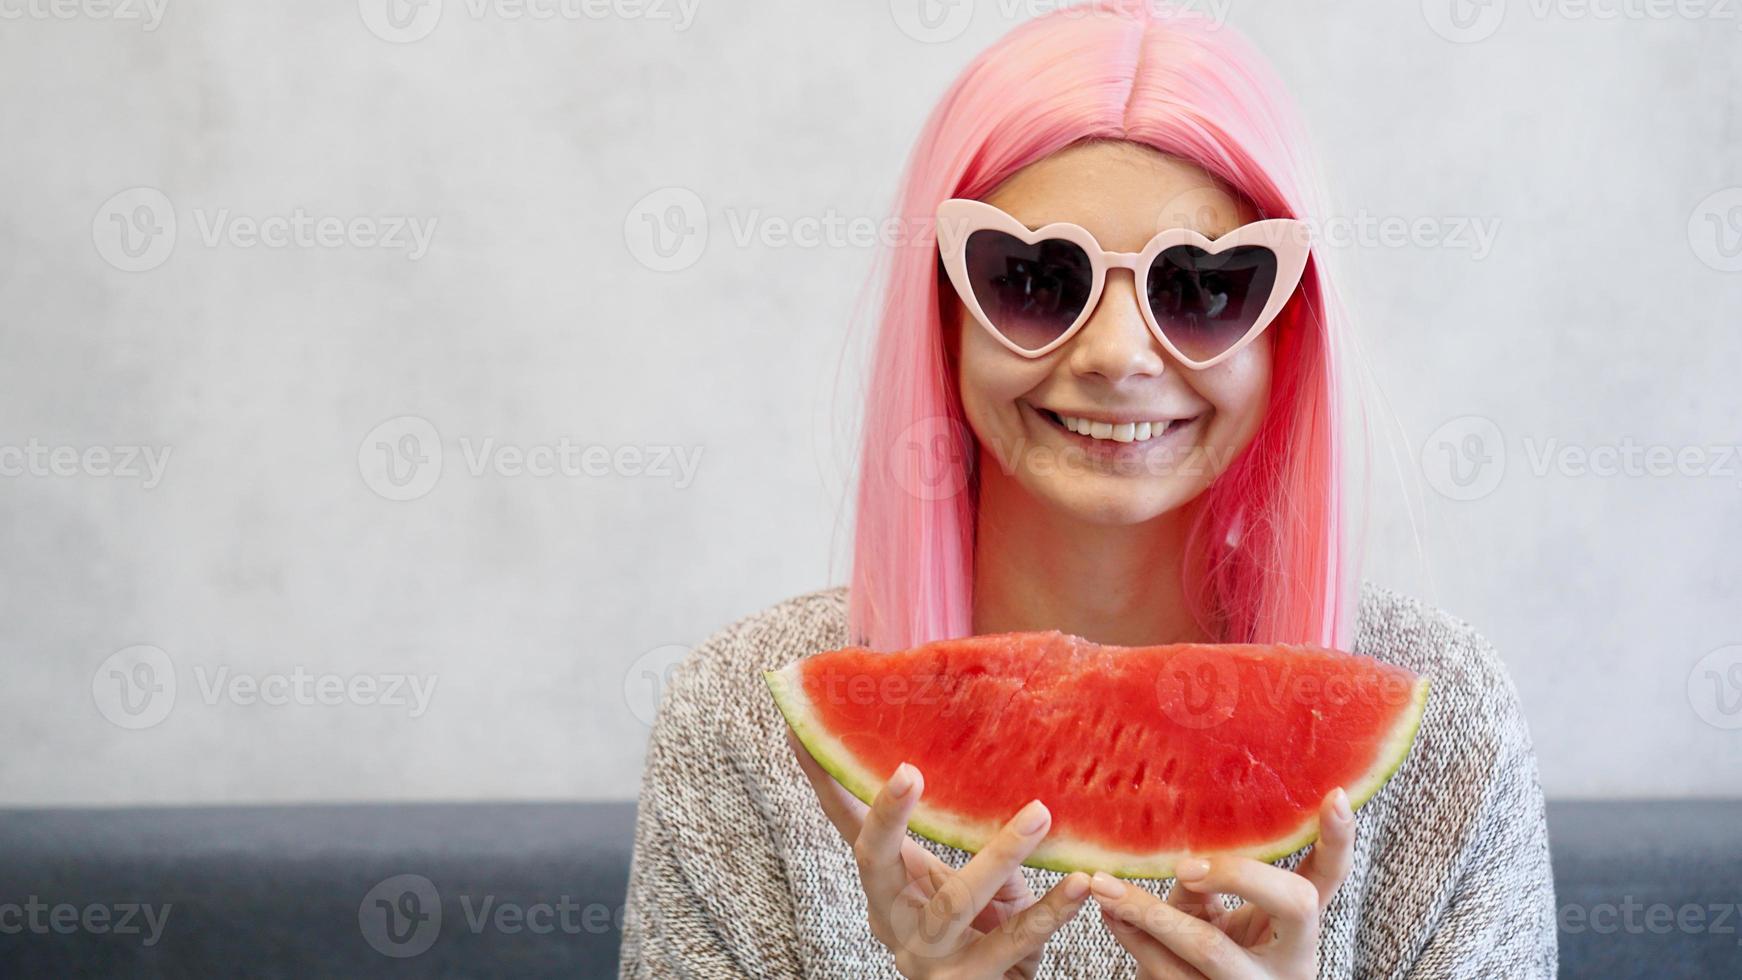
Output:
top-left (981, 140), bottom-right (1256, 249)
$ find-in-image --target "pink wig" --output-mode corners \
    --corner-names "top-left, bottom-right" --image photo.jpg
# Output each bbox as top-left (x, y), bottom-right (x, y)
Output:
top-left (848, 0), bottom-right (1364, 652)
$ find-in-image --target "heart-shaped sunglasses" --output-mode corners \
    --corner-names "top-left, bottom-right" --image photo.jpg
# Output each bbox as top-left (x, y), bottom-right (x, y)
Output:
top-left (935, 198), bottom-right (1311, 369)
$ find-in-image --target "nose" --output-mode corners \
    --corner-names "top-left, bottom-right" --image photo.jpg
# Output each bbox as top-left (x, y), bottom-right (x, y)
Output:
top-left (1064, 269), bottom-right (1168, 382)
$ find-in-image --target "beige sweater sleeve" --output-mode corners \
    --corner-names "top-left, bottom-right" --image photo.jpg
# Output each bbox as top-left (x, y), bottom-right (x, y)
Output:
top-left (619, 615), bottom-right (807, 979)
top-left (1398, 669), bottom-right (1559, 979)
top-left (1352, 606), bottom-right (1560, 980)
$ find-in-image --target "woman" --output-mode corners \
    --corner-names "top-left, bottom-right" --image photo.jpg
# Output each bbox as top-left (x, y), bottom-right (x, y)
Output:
top-left (622, 3), bottom-right (1557, 977)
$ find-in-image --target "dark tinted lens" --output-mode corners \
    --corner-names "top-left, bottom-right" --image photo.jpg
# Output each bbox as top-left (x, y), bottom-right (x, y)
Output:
top-left (963, 230), bottom-right (1094, 352)
top-left (1146, 245), bottom-right (1279, 362)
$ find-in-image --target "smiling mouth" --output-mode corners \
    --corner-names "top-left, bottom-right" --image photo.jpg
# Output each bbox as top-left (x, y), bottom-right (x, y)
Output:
top-left (1035, 407), bottom-right (1201, 445)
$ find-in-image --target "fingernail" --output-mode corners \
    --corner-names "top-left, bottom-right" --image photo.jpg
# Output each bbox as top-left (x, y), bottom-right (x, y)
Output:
top-left (1014, 799), bottom-right (1050, 836)
top-left (1177, 857), bottom-right (1210, 881)
top-left (1061, 872), bottom-right (1089, 901)
top-left (1090, 871), bottom-right (1126, 900)
top-left (1333, 787), bottom-right (1353, 822)
top-left (887, 763), bottom-right (916, 798)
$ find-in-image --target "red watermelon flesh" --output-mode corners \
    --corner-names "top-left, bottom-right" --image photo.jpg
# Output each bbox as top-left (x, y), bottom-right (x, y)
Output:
top-left (765, 630), bottom-right (1428, 879)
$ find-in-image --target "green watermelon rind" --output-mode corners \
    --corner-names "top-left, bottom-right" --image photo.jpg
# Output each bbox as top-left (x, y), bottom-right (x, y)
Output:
top-left (764, 661), bottom-right (1430, 881)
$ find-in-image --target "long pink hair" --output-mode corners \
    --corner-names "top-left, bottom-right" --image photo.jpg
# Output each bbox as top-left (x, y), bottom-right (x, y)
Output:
top-left (848, 1), bottom-right (1365, 652)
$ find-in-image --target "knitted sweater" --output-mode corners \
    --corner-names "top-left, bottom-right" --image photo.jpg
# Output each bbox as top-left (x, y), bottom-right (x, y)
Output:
top-left (620, 582), bottom-right (1558, 979)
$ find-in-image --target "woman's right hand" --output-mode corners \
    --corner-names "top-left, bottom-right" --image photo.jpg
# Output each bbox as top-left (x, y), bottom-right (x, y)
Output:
top-left (787, 730), bottom-right (1091, 979)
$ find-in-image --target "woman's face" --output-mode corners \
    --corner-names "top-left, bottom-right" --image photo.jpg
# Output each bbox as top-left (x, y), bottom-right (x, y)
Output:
top-left (953, 140), bottom-right (1273, 526)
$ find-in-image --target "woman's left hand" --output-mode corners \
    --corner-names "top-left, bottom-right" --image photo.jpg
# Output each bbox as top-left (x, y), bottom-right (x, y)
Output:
top-left (1089, 787), bottom-right (1356, 979)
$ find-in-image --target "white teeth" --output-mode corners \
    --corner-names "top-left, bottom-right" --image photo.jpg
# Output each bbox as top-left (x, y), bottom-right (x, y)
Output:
top-left (1055, 413), bottom-right (1182, 443)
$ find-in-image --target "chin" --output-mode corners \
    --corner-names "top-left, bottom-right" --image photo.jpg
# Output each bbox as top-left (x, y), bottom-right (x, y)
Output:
top-left (1026, 473), bottom-right (1203, 527)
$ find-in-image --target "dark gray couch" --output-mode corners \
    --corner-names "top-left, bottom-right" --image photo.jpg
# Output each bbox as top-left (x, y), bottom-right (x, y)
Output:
top-left (1, 800), bottom-right (1736, 978)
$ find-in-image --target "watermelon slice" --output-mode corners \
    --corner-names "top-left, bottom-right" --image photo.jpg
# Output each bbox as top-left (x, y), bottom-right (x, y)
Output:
top-left (765, 631), bottom-right (1427, 879)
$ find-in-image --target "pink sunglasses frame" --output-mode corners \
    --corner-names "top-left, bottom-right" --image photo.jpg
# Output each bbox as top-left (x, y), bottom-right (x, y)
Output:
top-left (935, 197), bottom-right (1313, 369)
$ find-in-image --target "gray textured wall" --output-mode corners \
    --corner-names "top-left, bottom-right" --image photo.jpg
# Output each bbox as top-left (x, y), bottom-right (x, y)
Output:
top-left (1, 0), bottom-right (1738, 805)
